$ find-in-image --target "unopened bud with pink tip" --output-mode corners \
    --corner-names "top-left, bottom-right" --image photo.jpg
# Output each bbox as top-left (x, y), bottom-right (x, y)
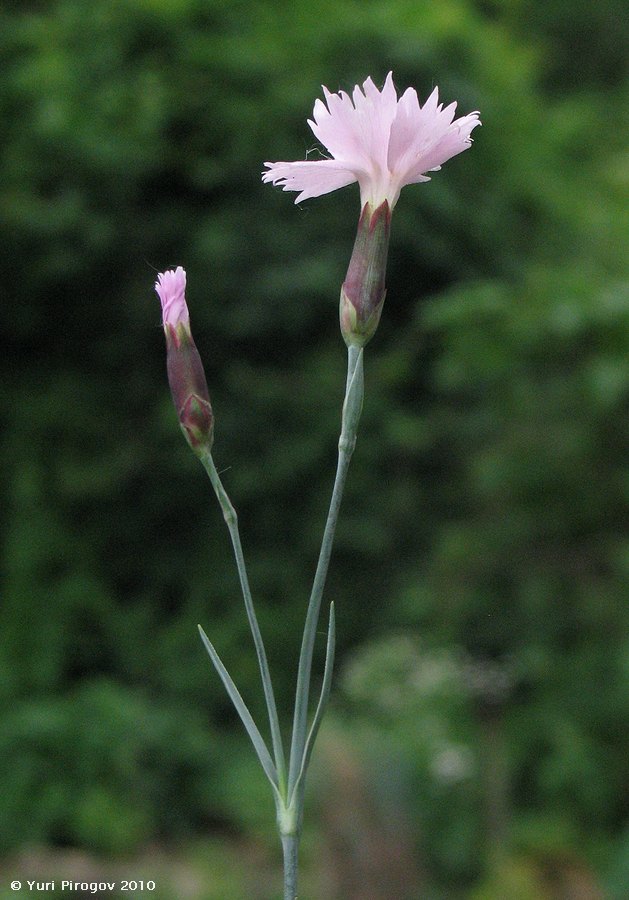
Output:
top-left (155, 267), bottom-right (214, 455)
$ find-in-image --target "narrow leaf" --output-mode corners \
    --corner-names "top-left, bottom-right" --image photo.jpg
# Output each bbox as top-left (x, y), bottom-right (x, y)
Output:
top-left (198, 625), bottom-right (279, 790)
top-left (290, 602), bottom-right (336, 806)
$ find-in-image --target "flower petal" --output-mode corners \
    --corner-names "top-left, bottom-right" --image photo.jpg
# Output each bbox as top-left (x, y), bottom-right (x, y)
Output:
top-left (308, 89), bottom-right (368, 167)
top-left (350, 73), bottom-right (398, 173)
top-left (155, 266), bottom-right (189, 328)
top-left (388, 85), bottom-right (481, 189)
top-left (403, 112), bottom-right (481, 183)
top-left (262, 159), bottom-right (359, 203)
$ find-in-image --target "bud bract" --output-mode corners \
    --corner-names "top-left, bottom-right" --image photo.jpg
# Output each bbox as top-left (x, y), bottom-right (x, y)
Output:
top-left (165, 324), bottom-right (214, 454)
top-left (339, 200), bottom-right (391, 347)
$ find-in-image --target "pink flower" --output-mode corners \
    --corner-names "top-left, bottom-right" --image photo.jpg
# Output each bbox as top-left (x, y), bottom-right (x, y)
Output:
top-left (155, 266), bottom-right (190, 328)
top-left (262, 72), bottom-right (480, 210)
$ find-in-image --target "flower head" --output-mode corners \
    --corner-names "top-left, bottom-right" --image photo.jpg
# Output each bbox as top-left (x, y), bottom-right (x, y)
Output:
top-left (155, 266), bottom-right (190, 328)
top-left (262, 72), bottom-right (480, 210)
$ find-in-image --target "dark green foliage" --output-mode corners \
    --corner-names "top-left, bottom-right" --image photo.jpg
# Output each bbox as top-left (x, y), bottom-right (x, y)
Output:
top-left (0, 0), bottom-right (627, 893)
top-left (0, 681), bottom-right (221, 854)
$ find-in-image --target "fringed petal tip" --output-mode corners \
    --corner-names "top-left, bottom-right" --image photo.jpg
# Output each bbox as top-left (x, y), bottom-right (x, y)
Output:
top-left (155, 266), bottom-right (189, 328)
top-left (263, 159), bottom-right (358, 203)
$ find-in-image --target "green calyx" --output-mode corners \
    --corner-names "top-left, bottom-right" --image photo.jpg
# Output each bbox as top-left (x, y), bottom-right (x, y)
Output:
top-left (339, 200), bottom-right (391, 347)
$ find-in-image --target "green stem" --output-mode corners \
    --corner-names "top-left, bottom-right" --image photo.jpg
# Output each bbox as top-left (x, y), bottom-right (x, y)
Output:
top-left (281, 833), bottom-right (299, 900)
top-left (200, 453), bottom-right (287, 793)
top-left (287, 344), bottom-right (363, 798)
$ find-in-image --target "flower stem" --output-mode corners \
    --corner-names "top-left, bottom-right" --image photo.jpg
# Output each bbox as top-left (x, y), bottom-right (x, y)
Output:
top-left (200, 453), bottom-right (287, 793)
top-left (287, 344), bottom-right (364, 799)
top-left (281, 833), bottom-right (299, 900)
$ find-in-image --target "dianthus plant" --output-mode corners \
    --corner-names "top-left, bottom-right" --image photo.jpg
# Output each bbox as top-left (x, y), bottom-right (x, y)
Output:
top-left (154, 72), bottom-right (479, 900)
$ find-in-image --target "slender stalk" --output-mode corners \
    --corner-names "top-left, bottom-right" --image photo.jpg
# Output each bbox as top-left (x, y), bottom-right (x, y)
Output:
top-left (282, 834), bottom-right (299, 900)
top-left (287, 344), bottom-right (363, 798)
top-left (200, 452), bottom-right (287, 792)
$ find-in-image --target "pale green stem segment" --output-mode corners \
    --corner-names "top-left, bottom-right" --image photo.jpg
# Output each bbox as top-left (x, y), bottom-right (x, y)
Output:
top-left (287, 344), bottom-right (364, 800)
top-left (276, 600), bottom-right (335, 900)
top-left (199, 452), bottom-right (287, 794)
top-left (282, 833), bottom-right (299, 900)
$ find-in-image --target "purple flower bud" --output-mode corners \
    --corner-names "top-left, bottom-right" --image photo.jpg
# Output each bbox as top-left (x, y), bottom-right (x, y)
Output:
top-left (155, 267), bottom-right (214, 454)
top-left (339, 200), bottom-right (391, 347)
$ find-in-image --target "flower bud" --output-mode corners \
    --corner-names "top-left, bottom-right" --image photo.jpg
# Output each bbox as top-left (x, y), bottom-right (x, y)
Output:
top-left (339, 200), bottom-right (391, 347)
top-left (155, 267), bottom-right (214, 455)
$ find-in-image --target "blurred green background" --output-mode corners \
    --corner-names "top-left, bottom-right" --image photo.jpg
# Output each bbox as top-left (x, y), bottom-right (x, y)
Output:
top-left (1, 0), bottom-right (628, 897)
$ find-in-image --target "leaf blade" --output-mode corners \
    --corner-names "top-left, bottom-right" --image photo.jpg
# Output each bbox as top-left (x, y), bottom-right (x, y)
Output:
top-left (289, 602), bottom-right (336, 806)
top-left (198, 625), bottom-right (279, 791)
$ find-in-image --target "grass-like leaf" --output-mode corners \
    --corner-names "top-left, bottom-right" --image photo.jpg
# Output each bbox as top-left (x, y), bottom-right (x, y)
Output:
top-left (198, 624), bottom-right (280, 793)
top-left (289, 602), bottom-right (336, 806)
